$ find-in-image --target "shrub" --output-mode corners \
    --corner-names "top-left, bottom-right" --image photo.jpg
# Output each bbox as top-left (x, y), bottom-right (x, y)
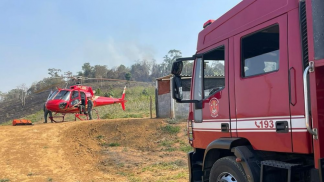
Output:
top-left (109, 142), bottom-right (120, 147)
top-left (141, 89), bottom-right (149, 96)
top-left (161, 125), bottom-right (180, 134)
top-left (104, 91), bottom-right (114, 97)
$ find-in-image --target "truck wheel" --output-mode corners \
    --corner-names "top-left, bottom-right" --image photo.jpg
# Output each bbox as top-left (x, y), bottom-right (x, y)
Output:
top-left (209, 156), bottom-right (248, 182)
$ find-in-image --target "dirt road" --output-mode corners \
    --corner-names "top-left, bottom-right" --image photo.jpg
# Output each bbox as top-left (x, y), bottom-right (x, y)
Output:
top-left (0, 119), bottom-right (189, 182)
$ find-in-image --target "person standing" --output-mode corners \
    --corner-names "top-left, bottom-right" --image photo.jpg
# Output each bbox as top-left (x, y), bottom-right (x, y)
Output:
top-left (87, 96), bottom-right (93, 120)
top-left (43, 102), bottom-right (53, 123)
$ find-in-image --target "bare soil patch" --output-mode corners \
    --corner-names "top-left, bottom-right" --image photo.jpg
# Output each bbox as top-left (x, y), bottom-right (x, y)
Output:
top-left (0, 118), bottom-right (190, 182)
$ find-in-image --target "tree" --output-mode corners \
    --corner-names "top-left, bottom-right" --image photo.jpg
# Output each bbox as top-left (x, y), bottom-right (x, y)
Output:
top-left (82, 63), bottom-right (93, 77)
top-left (116, 64), bottom-right (130, 79)
top-left (125, 72), bottom-right (131, 81)
top-left (77, 71), bottom-right (83, 76)
top-left (64, 71), bottom-right (73, 78)
top-left (161, 49), bottom-right (182, 76)
top-left (151, 59), bottom-right (165, 80)
top-left (48, 68), bottom-right (62, 77)
top-left (17, 84), bottom-right (28, 106)
top-left (106, 68), bottom-right (118, 79)
top-left (130, 60), bottom-right (151, 82)
top-left (93, 65), bottom-right (108, 78)
top-left (0, 91), bottom-right (5, 102)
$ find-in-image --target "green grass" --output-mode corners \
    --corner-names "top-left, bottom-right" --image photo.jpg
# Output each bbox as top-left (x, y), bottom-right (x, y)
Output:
top-left (0, 120), bottom-right (12, 126)
top-left (156, 171), bottom-right (187, 181)
top-left (160, 140), bottom-right (174, 147)
top-left (116, 171), bottom-right (128, 176)
top-left (127, 176), bottom-right (141, 182)
top-left (24, 110), bottom-right (44, 123)
top-left (96, 135), bottom-right (104, 140)
top-left (99, 142), bottom-right (120, 147)
top-left (165, 117), bottom-right (186, 124)
top-left (0, 179), bottom-right (10, 182)
top-left (95, 86), bottom-right (156, 119)
top-left (165, 147), bottom-right (177, 152)
top-left (142, 160), bottom-right (186, 172)
top-left (117, 163), bottom-right (125, 167)
top-left (180, 145), bottom-right (192, 153)
top-left (161, 125), bottom-right (180, 134)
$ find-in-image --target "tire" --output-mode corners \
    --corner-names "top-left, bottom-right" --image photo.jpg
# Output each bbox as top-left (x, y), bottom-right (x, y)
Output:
top-left (209, 156), bottom-right (248, 182)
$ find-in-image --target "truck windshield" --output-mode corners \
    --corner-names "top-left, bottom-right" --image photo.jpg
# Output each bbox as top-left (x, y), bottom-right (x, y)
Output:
top-left (54, 90), bottom-right (71, 101)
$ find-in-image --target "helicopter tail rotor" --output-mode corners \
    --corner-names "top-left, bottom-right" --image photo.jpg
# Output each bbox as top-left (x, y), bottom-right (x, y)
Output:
top-left (121, 86), bottom-right (126, 100)
top-left (120, 86), bottom-right (126, 110)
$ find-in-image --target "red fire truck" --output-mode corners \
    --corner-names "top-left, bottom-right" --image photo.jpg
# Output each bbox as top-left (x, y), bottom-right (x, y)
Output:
top-left (170, 0), bottom-right (324, 181)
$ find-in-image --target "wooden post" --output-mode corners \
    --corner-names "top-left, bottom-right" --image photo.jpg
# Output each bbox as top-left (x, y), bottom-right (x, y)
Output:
top-left (150, 96), bottom-right (152, 118)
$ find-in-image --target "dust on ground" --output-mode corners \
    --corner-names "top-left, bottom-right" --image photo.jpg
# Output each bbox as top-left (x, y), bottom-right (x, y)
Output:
top-left (0, 118), bottom-right (190, 182)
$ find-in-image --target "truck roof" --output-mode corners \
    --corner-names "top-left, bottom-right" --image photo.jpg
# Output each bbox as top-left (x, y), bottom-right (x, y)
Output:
top-left (196, 0), bottom-right (298, 54)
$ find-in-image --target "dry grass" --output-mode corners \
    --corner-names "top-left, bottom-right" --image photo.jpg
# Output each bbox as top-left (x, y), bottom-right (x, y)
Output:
top-left (62, 119), bottom-right (191, 181)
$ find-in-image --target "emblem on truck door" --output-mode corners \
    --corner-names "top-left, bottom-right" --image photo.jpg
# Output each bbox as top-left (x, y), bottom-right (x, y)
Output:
top-left (209, 98), bottom-right (219, 118)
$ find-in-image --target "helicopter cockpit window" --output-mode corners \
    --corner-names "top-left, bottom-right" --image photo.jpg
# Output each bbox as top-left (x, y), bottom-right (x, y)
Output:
top-left (48, 90), bottom-right (58, 101)
top-left (54, 90), bottom-right (71, 101)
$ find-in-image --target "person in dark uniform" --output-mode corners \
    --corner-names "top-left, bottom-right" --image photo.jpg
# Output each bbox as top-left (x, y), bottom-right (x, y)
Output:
top-left (87, 96), bottom-right (93, 120)
top-left (80, 93), bottom-right (86, 114)
top-left (43, 102), bottom-right (53, 123)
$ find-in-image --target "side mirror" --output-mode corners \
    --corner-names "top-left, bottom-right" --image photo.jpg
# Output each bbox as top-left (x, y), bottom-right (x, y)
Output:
top-left (170, 57), bottom-right (200, 104)
top-left (171, 76), bottom-right (183, 101)
top-left (171, 61), bottom-right (183, 75)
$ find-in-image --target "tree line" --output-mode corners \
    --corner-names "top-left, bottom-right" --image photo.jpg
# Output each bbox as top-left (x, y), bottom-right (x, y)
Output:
top-left (0, 49), bottom-right (183, 103)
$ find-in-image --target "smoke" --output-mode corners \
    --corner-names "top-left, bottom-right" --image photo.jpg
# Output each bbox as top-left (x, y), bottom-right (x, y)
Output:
top-left (82, 38), bottom-right (156, 68)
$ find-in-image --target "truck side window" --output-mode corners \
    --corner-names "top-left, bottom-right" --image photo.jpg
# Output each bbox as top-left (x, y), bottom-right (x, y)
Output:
top-left (203, 46), bottom-right (225, 99)
top-left (242, 25), bottom-right (280, 77)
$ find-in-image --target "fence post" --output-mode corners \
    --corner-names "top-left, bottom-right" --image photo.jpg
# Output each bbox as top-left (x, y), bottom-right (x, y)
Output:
top-left (150, 96), bottom-right (152, 118)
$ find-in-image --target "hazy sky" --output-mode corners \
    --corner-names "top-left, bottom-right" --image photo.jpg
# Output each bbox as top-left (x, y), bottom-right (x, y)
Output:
top-left (0, 0), bottom-right (241, 93)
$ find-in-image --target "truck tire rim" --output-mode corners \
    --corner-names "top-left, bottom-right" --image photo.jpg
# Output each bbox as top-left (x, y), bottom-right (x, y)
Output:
top-left (217, 172), bottom-right (237, 182)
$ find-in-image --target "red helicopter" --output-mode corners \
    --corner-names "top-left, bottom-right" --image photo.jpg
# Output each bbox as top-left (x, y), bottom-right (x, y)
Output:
top-left (44, 76), bottom-right (127, 122)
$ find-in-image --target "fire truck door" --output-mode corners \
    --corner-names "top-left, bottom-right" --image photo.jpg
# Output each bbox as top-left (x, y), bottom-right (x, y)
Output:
top-left (192, 40), bottom-right (231, 149)
top-left (233, 15), bottom-right (292, 152)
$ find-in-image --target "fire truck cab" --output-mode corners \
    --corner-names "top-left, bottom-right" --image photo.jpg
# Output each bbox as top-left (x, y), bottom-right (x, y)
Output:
top-left (171, 0), bottom-right (324, 181)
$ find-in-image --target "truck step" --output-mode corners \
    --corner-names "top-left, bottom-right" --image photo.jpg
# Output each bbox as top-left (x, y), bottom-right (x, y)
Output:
top-left (261, 160), bottom-right (301, 169)
top-left (260, 160), bottom-right (311, 182)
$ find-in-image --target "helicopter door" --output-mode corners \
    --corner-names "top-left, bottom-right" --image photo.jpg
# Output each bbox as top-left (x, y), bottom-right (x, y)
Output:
top-left (80, 92), bottom-right (86, 106)
top-left (70, 91), bottom-right (81, 107)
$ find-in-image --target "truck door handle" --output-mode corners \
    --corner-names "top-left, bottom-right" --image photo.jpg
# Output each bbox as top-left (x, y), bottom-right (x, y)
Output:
top-left (276, 121), bottom-right (289, 133)
top-left (221, 123), bottom-right (229, 133)
top-left (289, 67), bottom-right (297, 106)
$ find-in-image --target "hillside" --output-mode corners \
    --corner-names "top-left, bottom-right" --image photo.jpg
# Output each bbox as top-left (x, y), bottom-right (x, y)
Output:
top-left (0, 81), bottom-right (155, 124)
top-left (0, 91), bottom-right (49, 124)
top-left (0, 118), bottom-right (191, 182)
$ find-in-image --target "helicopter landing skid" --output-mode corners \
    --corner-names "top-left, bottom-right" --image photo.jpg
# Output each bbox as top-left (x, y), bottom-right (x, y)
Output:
top-left (50, 113), bottom-right (66, 123)
top-left (74, 109), bottom-right (100, 121)
top-left (74, 113), bottom-right (88, 121)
